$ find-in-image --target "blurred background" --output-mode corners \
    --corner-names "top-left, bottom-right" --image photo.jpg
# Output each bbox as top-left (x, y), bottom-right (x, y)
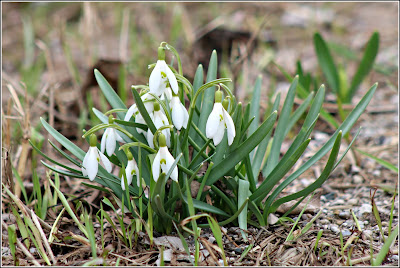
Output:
top-left (2, 1), bottom-right (398, 182)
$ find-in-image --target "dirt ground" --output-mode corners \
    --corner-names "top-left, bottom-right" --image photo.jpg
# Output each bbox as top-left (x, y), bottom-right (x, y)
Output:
top-left (1, 2), bottom-right (399, 266)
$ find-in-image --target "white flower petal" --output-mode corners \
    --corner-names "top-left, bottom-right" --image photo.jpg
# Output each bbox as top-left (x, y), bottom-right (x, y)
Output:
top-left (147, 129), bottom-right (154, 149)
top-left (124, 104), bottom-right (137, 121)
top-left (161, 87), bottom-right (172, 101)
top-left (82, 149), bottom-right (91, 176)
top-left (99, 150), bottom-right (112, 173)
top-left (86, 147), bottom-right (99, 181)
top-left (213, 121), bottom-right (226, 146)
top-left (223, 109), bottom-right (236, 145)
top-left (149, 61), bottom-right (163, 96)
top-left (152, 151), bottom-right (161, 181)
top-left (171, 97), bottom-right (184, 130)
top-left (136, 113), bottom-right (146, 134)
top-left (106, 129), bottom-right (116, 156)
top-left (182, 104), bottom-right (189, 129)
top-left (115, 131), bottom-right (125, 143)
top-left (164, 62), bottom-right (179, 94)
top-left (166, 151), bottom-right (178, 182)
top-left (206, 103), bottom-right (223, 139)
top-left (100, 128), bottom-right (108, 153)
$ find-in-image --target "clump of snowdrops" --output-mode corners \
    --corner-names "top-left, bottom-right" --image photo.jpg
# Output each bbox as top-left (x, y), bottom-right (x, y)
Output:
top-left (37, 42), bottom-right (377, 238)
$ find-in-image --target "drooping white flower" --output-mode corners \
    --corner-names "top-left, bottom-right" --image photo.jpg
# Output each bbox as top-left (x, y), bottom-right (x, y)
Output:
top-left (206, 91), bottom-right (236, 146)
top-left (170, 95), bottom-right (189, 130)
top-left (152, 133), bottom-right (178, 182)
top-left (124, 93), bottom-right (154, 135)
top-left (101, 117), bottom-right (125, 156)
top-left (146, 102), bottom-right (170, 149)
top-left (149, 47), bottom-right (178, 96)
top-left (82, 134), bottom-right (112, 181)
top-left (160, 87), bottom-right (173, 102)
top-left (121, 151), bottom-right (139, 190)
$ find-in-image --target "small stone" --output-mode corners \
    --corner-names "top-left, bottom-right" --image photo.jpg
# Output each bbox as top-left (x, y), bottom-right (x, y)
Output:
top-left (392, 255), bottom-right (399, 261)
top-left (351, 165), bottom-right (361, 174)
top-left (339, 211), bottom-right (350, 219)
top-left (363, 230), bottom-right (373, 238)
top-left (348, 199), bottom-right (358, 205)
top-left (352, 175), bottom-right (364, 184)
top-left (234, 248), bottom-right (243, 254)
top-left (330, 224), bottom-right (340, 234)
top-left (372, 169), bottom-right (381, 177)
top-left (359, 204), bottom-right (373, 216)
top-left (341, 229), bottom-right (352, 236)
top-left (320, 219), bottom-right (330, 225)
top-left (208, 236), bottom-right (216, 244)
top-left (268, 213), bottom-right (279, 225)
top-left (300, 178), bottom-right (312, 187)
top-left (335, 199), bottom-right (345, 205)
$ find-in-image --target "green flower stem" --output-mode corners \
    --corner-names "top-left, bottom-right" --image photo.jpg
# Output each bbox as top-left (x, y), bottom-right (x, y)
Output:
top-left (147, 93), bottom-right (173, 125)
top-left (188, 139), bottom-right (212, 170)
top-left (104, 108), bottom-right (128, 116)
top-left (190, 121), bottom-right (216, 150)
top-left (198, 198), bottom-right (249, 227)
top-left (152, 125), bottom-right (174, 151)
top-left (210, 185), bottom-right (236, 212)
top-left (188, 136), bottom-right (209, 159)
top-left (181, 79), bottom-right (232, 150)
top-left (82, 123), bottom-right (137, 142)
top-left (196, 162), bottom-right (214, 200)
top-left (120, 142), bottom-right (156, 154)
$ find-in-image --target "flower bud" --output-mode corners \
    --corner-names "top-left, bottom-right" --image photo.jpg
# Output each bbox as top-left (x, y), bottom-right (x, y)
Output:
top-left (158, 133), bottom-right (167, 147)
top-left (89, 134), bottom-right (97, 147)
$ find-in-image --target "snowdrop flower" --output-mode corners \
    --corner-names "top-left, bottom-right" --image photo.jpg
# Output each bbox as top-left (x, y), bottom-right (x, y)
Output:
top-left (152, 133), bottom-right (178, 182)
top-left (121, 151), bottom-right (139, 190)
top-left (160, 86), bottom-right (173, 102)
top-left (82, 134), bottom-right (112, 181)
top-left (124, 93), bottom-right (154, 134)
top-left (206, 91), bottom-right (236, 146)
top-left (171, 95), bottom-right (189, 130)
top-left (147, 101), bottom-right (170, 148)
top-left (149, 47), bottom-right (179, 97)
top-left (101, 115), bottom-right (124, 156)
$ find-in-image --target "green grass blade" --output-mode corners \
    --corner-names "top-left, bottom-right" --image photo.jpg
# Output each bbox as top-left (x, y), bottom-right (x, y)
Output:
top-left (197, 50), bottom-right (217, 140)
top-left (263, 76), bottom-right (298, 177)
top-left (238, 179), bottom-right (250, 240)
top-left (41, 117), bottom-right (85, 159)
top-left (269, 131), bottom-right (343, 213)
top-left (249, 75), bottom-right (262, 136)
top-left (207, 110), bottom-right (277, 186)
top-left (314, 33), bottom-right (340, 94)
top-left (373, 225), bottom-right (398, 266)
top-left (94, 69), bottom-right (127, 120)
top-left (355, 148), bottom-right (398, 173)
top-left (347, 32), bottom-right (379, 103)
top-left (252, 138), bottom-right (311, 203)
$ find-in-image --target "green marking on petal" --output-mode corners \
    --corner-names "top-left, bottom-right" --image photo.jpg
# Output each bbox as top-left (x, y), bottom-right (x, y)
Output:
top-left (160, 158), bottom-right (166, 165)
top-left (97, 157), bottom-right (100, 162)
top-left (161, 71), bottom-right (167, 78)
top-left (219, 114), bottom-right (224, 121)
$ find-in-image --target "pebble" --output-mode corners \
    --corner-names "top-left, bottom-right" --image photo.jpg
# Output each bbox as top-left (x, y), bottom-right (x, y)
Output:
top-left (358, 204), bottom-right (372, 217)
top-left (352, 175), bottom-right (364, 184)
top-left (351, 165), bottom-right (361, 174)
top-left (364, 230), bottom-right (373, 238)
top-left (335, 199), bottom-right (345, 205)
top-left (208, 237), bottom-right (216, 244)
top-left (339, 211), bottom-right (350, 219)
top-left (348, 199), bottom-right (358, 205)
top-left (341, 229), bottom-right (352, 236)
top-left (392, 255), bottom-right (399, 261)
top-left (373, 169), bottom-right (381, 177)
top-left (320, 219), bottom-right (330, 225)
top-left (329, 224), bottom-right (340, 234)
